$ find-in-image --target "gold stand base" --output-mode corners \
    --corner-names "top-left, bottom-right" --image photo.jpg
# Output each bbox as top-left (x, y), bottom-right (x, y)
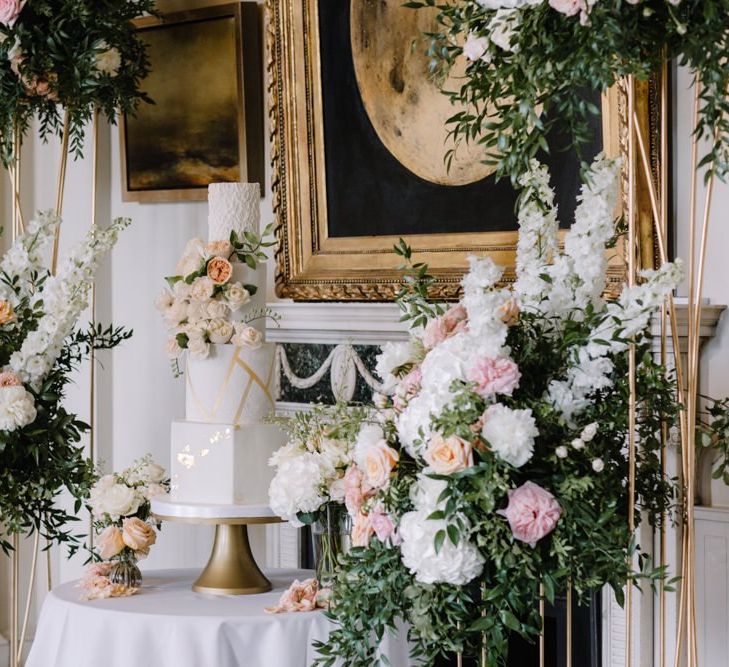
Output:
top-left (193, 524), bottom-right (272, 596)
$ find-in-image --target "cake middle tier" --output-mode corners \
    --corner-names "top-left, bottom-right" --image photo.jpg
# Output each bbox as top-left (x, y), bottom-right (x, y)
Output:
top-left (186, 343), bottom-right (277, 425)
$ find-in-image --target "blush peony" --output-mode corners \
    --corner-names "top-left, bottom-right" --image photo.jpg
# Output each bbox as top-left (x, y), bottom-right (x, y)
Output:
top-left (467, 356), bottom-right (521, 398)
top-left (351, 511), bottom-right (374, 548)
top-left (0, 0), bottom-right (24, 26)
top-left (499, 481), bottom-right (561, 547)
top-left (423, 304), bottom-right (468, 349)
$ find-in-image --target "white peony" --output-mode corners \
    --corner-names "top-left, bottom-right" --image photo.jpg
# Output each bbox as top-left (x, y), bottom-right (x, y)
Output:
top-left (463, 32), bottom-right (490, 62)
top-left (268, 455), bottom-right (326, 526)
top-left (480, 403), bottom-right (538, 467)
top-left (176, 239), bottom-right (206, 275)
top-left (0, 385), bottom-right (37, 431)
top-left (410, 473), bottom-right (448, 514)
top-left (268, 441), bottom-right (304, 468)
top-left (353, 423), bottom-right (385, 464)
top-left (224, 283), bottom-right (251, 311)
top-left (375, 341), bottom-right (416, 391)
top-left (94, 43), bottom-right (121, 77)
top-left (90, 483), bottom-right (141, 519)
top-left (207, 318), bottom-right (234, 344)
top-left (189, 276), bottom-right (215, 302)
top-left (399, 508), bottom-right (485, 585)
top-left (488, 9), bottom-right (521, 52)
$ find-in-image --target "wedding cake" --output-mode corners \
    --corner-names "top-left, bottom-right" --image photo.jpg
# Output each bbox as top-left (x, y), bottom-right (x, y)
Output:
top-left (162, 182), bottom-right (285, 506)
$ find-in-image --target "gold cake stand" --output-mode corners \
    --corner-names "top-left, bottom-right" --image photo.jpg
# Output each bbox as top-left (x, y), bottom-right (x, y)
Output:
top-left (151, 495), bottom-right (281, 595)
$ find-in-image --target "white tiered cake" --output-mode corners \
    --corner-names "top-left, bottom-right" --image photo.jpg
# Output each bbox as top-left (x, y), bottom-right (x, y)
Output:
top-left (169, 183), bottom-right (285, 506)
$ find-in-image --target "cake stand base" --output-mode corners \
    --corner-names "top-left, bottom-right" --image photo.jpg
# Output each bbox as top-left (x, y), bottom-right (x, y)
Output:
top-left (193, 524), bottom-right (271, 595)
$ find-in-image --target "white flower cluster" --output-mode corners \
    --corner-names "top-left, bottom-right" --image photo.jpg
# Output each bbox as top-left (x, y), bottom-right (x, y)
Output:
top-left (268, 426), bottom-right (353, 526)
top-left (399, 475), bottom-right (485, 585)
top-left (156, 238), bottom-right (261, 361)
top-left (90, 455), bottom-right (167, 521)
top-left (8, 217), bottom-right (130, 387)
top-left (0, 212), bottom-right (58, 305)
top-left (0, 384), bottom-right (36, 430)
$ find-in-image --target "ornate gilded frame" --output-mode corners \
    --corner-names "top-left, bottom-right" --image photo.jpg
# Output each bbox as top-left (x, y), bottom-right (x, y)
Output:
top-left (267, 0), bottom-right (661, 301)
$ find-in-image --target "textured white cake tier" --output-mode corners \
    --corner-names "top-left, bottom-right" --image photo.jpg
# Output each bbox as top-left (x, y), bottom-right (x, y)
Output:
top-left (170, 421), bottom-right (286, 505)
top-left (186, 343), bottom-right (277, 425)
top-left (208, 183), bottom-right (260, 243)
top-left (229, 262), bottom-right (266, 334)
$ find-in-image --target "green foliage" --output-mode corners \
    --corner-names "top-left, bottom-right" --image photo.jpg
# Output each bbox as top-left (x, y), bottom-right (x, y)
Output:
top-left (410, 0), bottom-right (729, 184)
top-left (230, 222), bottom-right (277, 271)
top-left (394, 238), bottom-right (445, 329)
top-left (698, 395), bottom-right (729, 486)
top-left (0, 0), bottom-right (157, 165)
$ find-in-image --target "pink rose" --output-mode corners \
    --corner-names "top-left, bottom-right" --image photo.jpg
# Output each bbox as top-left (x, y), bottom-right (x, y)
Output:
top-left (393, 368), bottom-right (421, 412)
top-left (351, 512), bottom-right (374, 548)
top-left (361, 440), bottom-right (399, 491)
top-left (499, 481), bottom-right (562, 547)
top-left (548, 0), bottom-right (586, 17)
top-left (0, 371), bottom-right (21, 387)
top-left (423, 304), bottom-right (468, 349)
top-left (424, 433), bottom-right (474, 474)
top-left (370, 510), bottom-right (397, 544)
top-left (467, 357), bottom-right (521, 398)
top-left (121, 517), bottom-right (157, 555)
top-left (96, 525), bottom-right (125, 559)
top-left (0, 0), bottom-right (24, 26)
top-left (343, 466), bottom-right (366, 516)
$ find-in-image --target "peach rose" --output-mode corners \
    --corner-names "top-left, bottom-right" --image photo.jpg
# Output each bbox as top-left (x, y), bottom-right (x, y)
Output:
top-left (0, 300), bottom-right (14, 325)
top-left (351, 512), bottom-right (374, 548)
top-left (205, 240), bottom-right (233, 258)
top-left (424, 433), bottom-right (474, 474)
top-left (206, 257), bottom-right (233, 285)
top-left (265, 578), bottom-right (323, 613)
top-left (121, 517), bottom-right (157, 554)
top-left (361, 440), bottom-right (399, 490)
top-left (499, 298), bottom-right (520, 326)
top-left (0, 371), bottom-right (21, 387)
top-left (423, 304), bottom-right (468, 349)
top-left (96, 525), bottom-right (125, 559)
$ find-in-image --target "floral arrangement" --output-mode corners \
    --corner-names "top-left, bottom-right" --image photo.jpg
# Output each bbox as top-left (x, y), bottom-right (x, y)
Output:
top-left (155, 225), bottom-right (277, 374)
top-left (82, 454), bottom-right (169, 598)
top-left (308, 155), bottom-right (683, 666)
top-left (264, 578), bottom-right (330, 614)
top-left (0, 0), bottom-right (156, 164)
top-left (0, 213), bottom-right (131, 554)
top-left (410, 0), bottom-right (729, 182)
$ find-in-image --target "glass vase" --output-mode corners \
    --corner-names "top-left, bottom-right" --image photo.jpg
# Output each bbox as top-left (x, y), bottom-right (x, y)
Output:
top-left (108, 552), bottom-right (142, 588)
top-left (311, 504), bottom-right (350, 587)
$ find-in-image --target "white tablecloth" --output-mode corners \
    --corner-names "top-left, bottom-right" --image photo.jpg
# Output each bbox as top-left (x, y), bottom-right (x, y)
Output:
top-left (26, 568), bottom-right (411, 667)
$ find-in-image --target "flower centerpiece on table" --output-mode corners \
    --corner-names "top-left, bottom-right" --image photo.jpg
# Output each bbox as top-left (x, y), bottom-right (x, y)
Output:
top-left (83, 455), bottom-right (170, 595)
top-left (313, 155), bottom-right (684, 666)
top-left (155, 224), bottom-right (278, 375)
top-left (268, 402), bottom-right (371, 584)
top-left (0, 0), bottom-right (156, 164)
top-left (0, 213), bottom-right (131, 555)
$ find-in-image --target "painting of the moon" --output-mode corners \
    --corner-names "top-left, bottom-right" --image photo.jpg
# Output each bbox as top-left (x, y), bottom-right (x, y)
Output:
top-left (350, 1), bottom-right (494, 186)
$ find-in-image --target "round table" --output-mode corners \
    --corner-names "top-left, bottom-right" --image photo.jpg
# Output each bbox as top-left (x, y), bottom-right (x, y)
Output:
top-left (150, 495), bottom-right (281, 595)
top-left (25, 569), bottom-right (411, 667)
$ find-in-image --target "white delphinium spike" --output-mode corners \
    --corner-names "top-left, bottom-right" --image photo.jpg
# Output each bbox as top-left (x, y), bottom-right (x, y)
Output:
top-left (0, 212), bottom-right (59, 304)
top-left (548, 259), bottom-right (683, 421)
top-left (9, 217), bottom-right (131, 386)
top-left (513, 160), bottom-right (558, 309)
top-left (563, 154), bottom-right (621, 310)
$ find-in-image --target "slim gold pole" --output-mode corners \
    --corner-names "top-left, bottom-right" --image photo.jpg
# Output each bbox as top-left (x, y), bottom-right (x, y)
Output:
top-left (51, 110), bottom-right (71, 274)
top-left (626, 74), bottom-right (638, 667)
top-left (480, 584), bottom-right (487, 667)
top-left (539, 583), bottom-right (545, 667)
top-left (17, 531), bottom-right (40, 662)
top-left (566, 582), bottom-right (573, 667)
top-left (10, 534), bottom-right (19, 667)
top-left (46, 540), bottom-right (52, 592)
top-left (89, 108), bottom-right (99, 550)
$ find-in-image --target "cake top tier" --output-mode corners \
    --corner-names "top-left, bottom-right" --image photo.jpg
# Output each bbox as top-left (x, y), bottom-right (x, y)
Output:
top-left (208, 182), bottom-right (260, 243)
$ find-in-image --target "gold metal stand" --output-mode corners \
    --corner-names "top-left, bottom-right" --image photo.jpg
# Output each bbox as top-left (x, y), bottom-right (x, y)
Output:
top-left (152, 502), bottom-right (281, 596)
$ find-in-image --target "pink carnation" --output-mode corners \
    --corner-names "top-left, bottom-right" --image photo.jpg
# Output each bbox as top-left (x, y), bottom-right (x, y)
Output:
top-left (423, 304), bottom-right (468, 349)
top-left (467, 357), bottom-right (521, 397)
top-left (499, 481), bottom-right (562, 547)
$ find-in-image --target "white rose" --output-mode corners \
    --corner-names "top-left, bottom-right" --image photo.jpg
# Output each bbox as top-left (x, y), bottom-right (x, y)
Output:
top-left (145, 483), bottom-right (167, 499)
top-left (224, 283), bottom-right (251, 311)
top-left (203, 299), bottom-right (229, 320)
top-left (592, 458), bottom-right (605, 473)
top-left (375, 341), bottom-right (416, 390)
top-left (154, 290), bottom-right (174, 312)
top-left (0, 385), bottom-right (37, 431)
top-left (166, 337), bottom-right (183, 359)
top-left (207, 318), bottom-right (234, 344)
top-left (176, 238), bottom-right (206, 275)
top-left (571, 438), bottom-right (585, 450)
top-left (480, 403), bottom-right (539, 468)
top-left (140, 462), bottom-right (166, 483)
top-left (555, 446), bottom-right (568, 459)
top-left (581, 423), bottom-right (598, 442)
top-left (319, 437), bottom-right (351, 470)
top-left (95, 44), bottom-right (121, 77)
top-left (187, 333), bottom-right (210, 359)
top-left (231, 324), bottom-right (262, 349)
top-left (463, 32), bottom-right (490, 62)
top-left (399, 509), bottom-right (484, 585)
top-left (164, 299), bottom-right (188, 326)
top-left (172, 281), bottom-right (192, 301)
top-left (190, 276), bottom-right (215, 302)
top-left (91, 483), bottom-right (141, 519)
top-left (268, 455), bottom-right (326, 525)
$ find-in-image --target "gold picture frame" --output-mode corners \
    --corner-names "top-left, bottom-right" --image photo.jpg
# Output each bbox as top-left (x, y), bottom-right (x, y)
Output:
top-left (268, 0), bottom-right (661, 301)
top-left (121, 3), bottom-right (264, 203)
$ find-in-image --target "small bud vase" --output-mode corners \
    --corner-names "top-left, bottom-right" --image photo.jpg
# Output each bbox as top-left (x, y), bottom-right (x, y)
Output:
top-left (311, 504), bottom-right (350, 587)
top-left (108, 552), bottom-right (142, 588)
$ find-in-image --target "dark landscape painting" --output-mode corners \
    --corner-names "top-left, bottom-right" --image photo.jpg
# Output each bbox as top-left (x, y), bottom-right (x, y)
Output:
top-left (123, 14), bottom-right (241, 199)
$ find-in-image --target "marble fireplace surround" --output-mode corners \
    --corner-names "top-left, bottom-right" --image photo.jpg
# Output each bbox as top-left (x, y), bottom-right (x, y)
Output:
top-left (265, 300), bottom-right (726, 667)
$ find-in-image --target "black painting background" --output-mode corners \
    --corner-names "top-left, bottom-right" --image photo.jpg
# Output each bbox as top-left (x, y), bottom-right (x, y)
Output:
top-left (318, 1), bottom-right (602, 238)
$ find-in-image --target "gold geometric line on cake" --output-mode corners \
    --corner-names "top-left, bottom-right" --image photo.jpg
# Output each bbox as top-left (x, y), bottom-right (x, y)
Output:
top-left (185, 350), bottom-right (243, 422)
top-left (235, 356), bottom-right (275, 408)
top-left (233, 374), bottom-right (255, 425)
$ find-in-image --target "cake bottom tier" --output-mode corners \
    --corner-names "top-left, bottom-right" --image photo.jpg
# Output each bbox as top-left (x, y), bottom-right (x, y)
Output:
top-left (170, 421), bottom-right (286, 506)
